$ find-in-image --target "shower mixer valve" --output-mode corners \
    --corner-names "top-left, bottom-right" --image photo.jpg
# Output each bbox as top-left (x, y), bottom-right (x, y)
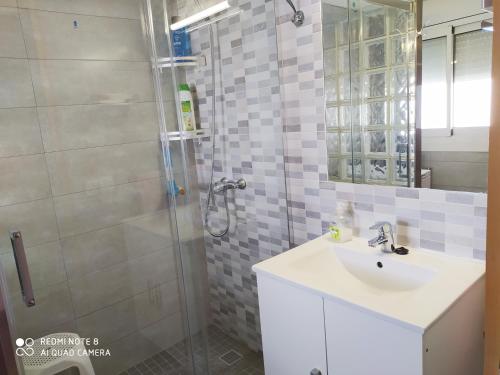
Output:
top-left (212, 177), bottom-right (247, 193)
top-left (205, 177), bottom-right (246, 238)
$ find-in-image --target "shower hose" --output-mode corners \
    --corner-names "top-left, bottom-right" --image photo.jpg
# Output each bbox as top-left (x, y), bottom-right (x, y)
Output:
top-left (204, 25), bottom-right (231, 238)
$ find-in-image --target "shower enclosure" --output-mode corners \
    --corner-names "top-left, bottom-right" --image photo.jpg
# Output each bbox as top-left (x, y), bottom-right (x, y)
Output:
top-left (0, 0), bottom-right (289, 374)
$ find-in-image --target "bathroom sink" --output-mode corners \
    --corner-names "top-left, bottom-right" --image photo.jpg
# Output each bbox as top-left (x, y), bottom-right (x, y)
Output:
top-left (253, 234), bottom-right (485, 331)
top-left (333, 246), bottom-right (436, 292)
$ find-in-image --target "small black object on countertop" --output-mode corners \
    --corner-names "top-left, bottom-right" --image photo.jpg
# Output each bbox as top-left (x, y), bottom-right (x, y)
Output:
top-left (391, 244), bottom-right (410, 255)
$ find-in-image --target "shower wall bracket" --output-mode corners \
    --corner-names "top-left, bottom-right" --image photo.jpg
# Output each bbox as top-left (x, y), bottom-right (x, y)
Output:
top-left (155, 55), bottom-right (206, 69)
top-left (161, 129), bottom-right (210, 142)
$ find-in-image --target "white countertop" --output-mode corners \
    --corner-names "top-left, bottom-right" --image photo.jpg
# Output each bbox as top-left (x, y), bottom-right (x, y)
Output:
top-left (252, 234), bottom-right (485, 332)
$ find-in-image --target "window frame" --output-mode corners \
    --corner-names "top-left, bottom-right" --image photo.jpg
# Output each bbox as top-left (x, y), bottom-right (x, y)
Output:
top-left (421, 13), bottom-right (492, 137)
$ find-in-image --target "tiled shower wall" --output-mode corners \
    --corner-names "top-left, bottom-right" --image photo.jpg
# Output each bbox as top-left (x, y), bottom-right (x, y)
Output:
top-left (186, 0), bottom-right (290, 351)
top-left (189, 0), bottom-right (487, 352)
top-left (0, 1), bottom-right (188, 373)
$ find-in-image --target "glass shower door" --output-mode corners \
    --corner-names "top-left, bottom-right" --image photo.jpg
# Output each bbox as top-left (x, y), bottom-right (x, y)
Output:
top-left (0, 1), bottom-right (207, 374)
top-left (144, 0), bottom-right (290, 374)
top-left (142, 0), bottom-right (213, 373)
top-left (150, 0), bottom-right (292, 374)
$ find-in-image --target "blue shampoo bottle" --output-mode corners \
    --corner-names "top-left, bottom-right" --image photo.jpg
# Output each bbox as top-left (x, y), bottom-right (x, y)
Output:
top-left (171, 16), bottom-right (192, 57)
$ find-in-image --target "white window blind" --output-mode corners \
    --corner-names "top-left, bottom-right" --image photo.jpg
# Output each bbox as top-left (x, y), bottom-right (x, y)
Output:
top-left (422, 37), bottom-right (448, 129)
top-left (453, 30), bottom-right (492, 127)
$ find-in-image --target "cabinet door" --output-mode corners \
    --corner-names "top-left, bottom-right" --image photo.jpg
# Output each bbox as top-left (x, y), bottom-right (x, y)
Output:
top-left (324, 298), bottom-right (422, 375)
top-left (257, 275), bottom-right (327, 375)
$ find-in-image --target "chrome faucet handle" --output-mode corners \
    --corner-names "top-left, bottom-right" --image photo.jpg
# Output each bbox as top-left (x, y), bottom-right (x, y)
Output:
top-left (369, 221), bottom-right (393, 232)
top-left (369, 221), bottom-right (395, 249)
top-left (235, 178), bottom-right (246, 190)
top-left (212, 178), bottom-right (226, 193)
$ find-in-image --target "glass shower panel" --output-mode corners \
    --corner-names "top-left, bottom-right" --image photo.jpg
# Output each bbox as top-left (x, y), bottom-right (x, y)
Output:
top-left (0, 1), bottom-right (202, 374)
top-left (143, 0), bottom-right (213, 373)
top-left (145, 0), bottom-right (289, 374)
top-left (189, 0), bottom-right (290, 347)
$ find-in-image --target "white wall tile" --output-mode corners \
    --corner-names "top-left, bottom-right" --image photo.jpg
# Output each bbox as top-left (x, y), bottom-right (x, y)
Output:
top-left (0, 198), bottom-right (58, 253)
top-left (0, 58), bottom-right (36, 108)
top-left (30, 60), bottom-right (154, 106)
top-left (0, 241), bottom-right (66, 294)
top-left (0, 108), bottom-right (43, 157)
top-left (61, 210), bottom-right (173, 279)
top-left (0, 7), bottom-right (27, 58)
top-left (38, 103), bottom-right (158, 152)
top-left (76, 278), bottom-right (181, 345)
top-left (0, 154), bottom-right (51, 205)
top-left (18, 0), bottom-right (141, 19)
top-left (54, 178), bottom-right (167, 237)
top-left (46, 141), bottom-right (162, 196)
top-left (0, 0), bottom-right (16, 7)
top-left (12, 281), bottom-right (74, 339)
top-left (68, 248), bottom-right (177, 316)
top-left (20, 9), bottom-right (147, 60)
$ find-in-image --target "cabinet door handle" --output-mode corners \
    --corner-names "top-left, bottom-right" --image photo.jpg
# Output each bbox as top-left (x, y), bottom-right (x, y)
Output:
top-left (9, 231), bottom-right (35, 307)
top-left (310, 369), bottom-right (322, 375)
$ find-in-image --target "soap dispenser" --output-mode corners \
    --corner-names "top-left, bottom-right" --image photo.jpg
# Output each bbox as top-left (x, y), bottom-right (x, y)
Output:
top-left (329, 202), bottom-right (353, 243)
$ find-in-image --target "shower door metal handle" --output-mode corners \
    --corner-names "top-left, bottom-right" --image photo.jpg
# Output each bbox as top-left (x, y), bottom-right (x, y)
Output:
top-left (9, 231), bottom-right (35, 307)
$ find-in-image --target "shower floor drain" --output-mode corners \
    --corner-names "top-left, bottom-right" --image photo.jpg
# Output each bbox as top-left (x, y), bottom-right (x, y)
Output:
top-left (219, 349), bottom-right (243, 366)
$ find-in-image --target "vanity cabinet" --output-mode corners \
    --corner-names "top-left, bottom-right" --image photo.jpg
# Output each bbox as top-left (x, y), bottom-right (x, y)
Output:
top-left (257, 274), bottom-right (484, 375)
top-left (257, 275), bottom-right (327, 375)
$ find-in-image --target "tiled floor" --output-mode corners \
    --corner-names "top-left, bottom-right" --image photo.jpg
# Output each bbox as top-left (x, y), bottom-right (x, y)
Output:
top-left (120, 326), bottom-right (264, 375)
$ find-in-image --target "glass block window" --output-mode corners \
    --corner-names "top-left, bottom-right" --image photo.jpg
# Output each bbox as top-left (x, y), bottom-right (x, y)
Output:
top-left (322, 1), bottom-right (416, 186)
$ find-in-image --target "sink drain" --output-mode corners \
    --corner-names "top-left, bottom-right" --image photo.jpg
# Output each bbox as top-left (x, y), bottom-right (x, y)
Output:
top-left (377, 261), bottom-right (383, 268)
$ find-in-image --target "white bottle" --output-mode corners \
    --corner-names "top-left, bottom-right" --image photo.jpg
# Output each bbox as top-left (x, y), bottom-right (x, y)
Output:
top-left (178, 83), bottom-right (196, 131)
top-left (328, 202), bottom-right (353, 243)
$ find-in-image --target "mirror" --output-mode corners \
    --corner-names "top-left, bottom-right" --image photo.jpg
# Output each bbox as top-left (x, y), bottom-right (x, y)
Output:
top-left (321, 0), bottom-right (492, 192)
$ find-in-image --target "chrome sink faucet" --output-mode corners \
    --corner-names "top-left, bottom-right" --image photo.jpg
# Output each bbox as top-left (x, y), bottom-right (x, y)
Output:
top-left (368, 222), bottom-right (395, 253)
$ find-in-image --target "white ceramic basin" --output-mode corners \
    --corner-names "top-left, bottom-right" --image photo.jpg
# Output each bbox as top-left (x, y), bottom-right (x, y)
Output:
top-left (253, 235), bottom-right (485, 331)
top-left (333, 246), bottom-right (436, 292)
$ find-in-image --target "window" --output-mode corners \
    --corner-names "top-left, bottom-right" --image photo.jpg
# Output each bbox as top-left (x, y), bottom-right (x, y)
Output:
top-left (421, 22), bottom-right (492, 130)
top-left (422, 37), bottom-right (448, 129)
top-left (453, 30), bottom-right (492, 127)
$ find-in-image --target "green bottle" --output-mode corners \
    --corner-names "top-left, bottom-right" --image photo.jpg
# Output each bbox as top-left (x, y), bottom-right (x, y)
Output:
top-left (178, 84), bottom-right (195, 131)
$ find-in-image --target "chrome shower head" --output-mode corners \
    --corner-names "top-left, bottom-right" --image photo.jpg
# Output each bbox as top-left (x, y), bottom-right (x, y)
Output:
top-left (285, 0), bottom-right (304, 27)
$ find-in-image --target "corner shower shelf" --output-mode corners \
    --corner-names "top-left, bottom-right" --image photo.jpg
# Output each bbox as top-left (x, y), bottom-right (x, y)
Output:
top-left (161, 129), bottom-right (210, 141)
top-left (156, 55), bottom-right (205, 69)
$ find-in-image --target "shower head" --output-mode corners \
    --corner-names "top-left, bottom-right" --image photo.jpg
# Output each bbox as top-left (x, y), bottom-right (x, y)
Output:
top-left (285, 0), bottom-right (305, 27)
